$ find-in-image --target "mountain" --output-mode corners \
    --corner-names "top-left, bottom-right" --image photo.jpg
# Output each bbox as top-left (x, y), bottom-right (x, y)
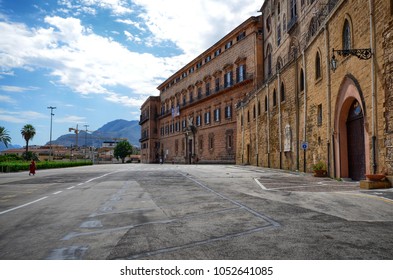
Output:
top-left (0, 142), bottom-right (22, 152)
top-left (49, 119), bottom-right (140, 148)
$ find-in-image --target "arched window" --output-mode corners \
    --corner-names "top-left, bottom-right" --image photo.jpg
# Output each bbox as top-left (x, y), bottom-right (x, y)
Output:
top-left (300, 69), bottom-right (305, 92)
top-left (280, 82), bottom-right (285, 102)
top-left (273, 89), bottom-right (277, 107)
top-left (266, 44), bottom-right (273, 76)
top-left (343, 19), bottom-right (351, 50)
top-left (277, 57), bottom-right (283, 72)
top-left (315, 51), bottom-right (321, 80)
top-left (265, 95), bottom-right (268, 112)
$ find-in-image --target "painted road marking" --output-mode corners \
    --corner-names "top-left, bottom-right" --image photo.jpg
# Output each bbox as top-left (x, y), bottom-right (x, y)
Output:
top-left (0, 196), bottom-right (48, 215)
top-left (254, 178), bottom-right (267, 190)
top-left (337, 192), bottom-right (393, 204)
top-left (0, 170), bottom-right (125, 216)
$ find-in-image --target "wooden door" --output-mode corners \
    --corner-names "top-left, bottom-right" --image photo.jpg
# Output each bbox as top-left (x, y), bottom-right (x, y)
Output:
top-left (346, 101), bottom-right (366, 180)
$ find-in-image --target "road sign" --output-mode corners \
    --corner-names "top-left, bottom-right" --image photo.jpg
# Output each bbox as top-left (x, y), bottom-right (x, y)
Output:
top-left (301, 141), bottom-right (308, 150)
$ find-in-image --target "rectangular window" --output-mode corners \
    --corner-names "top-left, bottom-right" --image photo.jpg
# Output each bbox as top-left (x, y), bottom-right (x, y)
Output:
top-left (196, 61), bottom-right (202, 69)
top-left (227, 134), bottom-right (233, 149)
top-left (205, 111), bottom-right (211, 124)
top-left (205, 82), bottom-right (210, 96)
top-left (237, 31), bottom-right (246, 41)
top-left (214, 108), bottom-right (221, 122)
top-left (317, 104), bottom-right (323, 126)
top-left (197, 87), bottom-right (202, 99)
top-left (224, 71), bottom-right (233, 88)
top-left (205, 56), bottom-right (211, 63)
top-left (225, 41), bottom-right (232, 49)
top-left (182, 119), bottom-right (186, 129)
top-left (209, 136), bottom-right (214, 149)
top-left (236, 65), bottom-right (246, 83)
top-left (189, 67), bottom-right (194, 74)
top-left (215, 78), bottom-right (220, 92)
top-left (225, 105), bottom-right (232, 119)
top-left (196, 115), bottom-right (201, 126)
top-left (214, 48), bottom-right (221, 57)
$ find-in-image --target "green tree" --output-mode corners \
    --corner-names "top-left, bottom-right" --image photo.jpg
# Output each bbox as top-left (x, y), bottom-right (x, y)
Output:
top-left (21, 124), bottom-right (36, 156)
top-left (114, 140), bottom-right (133, 163)
top-left (0, 126), bottom-right (12, 148)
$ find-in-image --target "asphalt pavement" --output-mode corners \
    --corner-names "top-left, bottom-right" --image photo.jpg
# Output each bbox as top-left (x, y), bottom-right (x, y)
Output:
top-left (1, 164), bottom-right (392, 260)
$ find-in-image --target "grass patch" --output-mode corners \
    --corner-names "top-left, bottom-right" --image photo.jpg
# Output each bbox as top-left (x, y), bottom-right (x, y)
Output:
top-left (0, 161), bottom-right (93, 173)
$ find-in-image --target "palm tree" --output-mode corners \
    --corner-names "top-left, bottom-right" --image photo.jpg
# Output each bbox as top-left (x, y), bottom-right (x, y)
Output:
top-left (0, 126), bottom-right (12, 147)
top-left (21, 124), bottom-right (36, 155)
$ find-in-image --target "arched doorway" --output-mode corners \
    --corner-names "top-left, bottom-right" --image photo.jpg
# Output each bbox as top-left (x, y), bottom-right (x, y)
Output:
top-left (334, 76), bottom-right (370, 180)
top-left (346, 100), bottom-right (366, 180)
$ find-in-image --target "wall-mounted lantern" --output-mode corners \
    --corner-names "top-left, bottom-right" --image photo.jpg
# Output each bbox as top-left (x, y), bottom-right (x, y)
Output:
top-left (330, 48), bottom-right (372, 72)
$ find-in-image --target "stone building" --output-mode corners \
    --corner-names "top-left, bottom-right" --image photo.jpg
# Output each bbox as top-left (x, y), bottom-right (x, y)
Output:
top-left (237, 0), bottom-right (393, 180)
top-left (139, 96), bottom-right (161, 163)
top-left (140, 16), bottom-right (263, 164)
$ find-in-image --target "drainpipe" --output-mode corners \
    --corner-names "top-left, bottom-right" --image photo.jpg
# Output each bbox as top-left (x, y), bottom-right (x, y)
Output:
top-left (302, 51), bottom-right (307, 172)
top-left (255, 95), bottom-right (259, 166)
top-left (278, 71), bottom-right (283, 169)
top-left (294, 48), bottom-right (300, 171)
top-left (324, 25), bottom-right (332, 177)
top-left (241, 106), bottom-right (245, 164)
top-left (267, 83), bottom-right (271, 168)
top-left (369, 0), bottom-right (377, 174)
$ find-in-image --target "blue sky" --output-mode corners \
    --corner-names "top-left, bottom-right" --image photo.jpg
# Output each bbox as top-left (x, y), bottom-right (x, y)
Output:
top-left (0, 0), bottom-right (259, 146)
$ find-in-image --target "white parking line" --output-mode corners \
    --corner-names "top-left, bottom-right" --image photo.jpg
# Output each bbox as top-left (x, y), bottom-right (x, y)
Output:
top-left (0, 196), bottom-right (48, 215)
top-left (67, 186), bottom-right (76, 190)
top-left (53, 191), bottom-right (62, 195)
top-left (254, 178), bottom-right (267, 190)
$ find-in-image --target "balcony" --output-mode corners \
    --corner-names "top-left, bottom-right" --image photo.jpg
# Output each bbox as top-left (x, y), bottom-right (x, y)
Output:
top-left (139, 114), bottom-right (150, 125)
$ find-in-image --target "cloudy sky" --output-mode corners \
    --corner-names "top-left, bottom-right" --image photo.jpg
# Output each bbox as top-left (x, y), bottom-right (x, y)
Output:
top-left (0, 0), bottom-right (260, 146)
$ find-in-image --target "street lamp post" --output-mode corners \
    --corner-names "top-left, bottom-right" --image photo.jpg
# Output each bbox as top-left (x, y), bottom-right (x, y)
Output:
top-left (47, 106), bottom-right (56, 161)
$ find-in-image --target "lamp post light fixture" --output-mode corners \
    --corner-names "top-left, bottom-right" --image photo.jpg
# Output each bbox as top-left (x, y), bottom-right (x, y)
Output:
top-left (47, 106), bottom-right (56, 161)
top-left (330, 48), bottom-right (372, 72)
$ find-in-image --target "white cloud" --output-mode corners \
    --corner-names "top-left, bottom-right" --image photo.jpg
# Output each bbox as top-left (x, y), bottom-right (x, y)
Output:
top-left (0, 95), bottom-right (16, 103)
top-left (0, 85), bottom-right (39, 92)
top-left (116, 19), bottom-right (146, 32)
top-left (124, 30), bottom-right (141, 43)
top-left (0, 16), bottom-right (171, 97)
top-left (55, 115), bottom-right (87, 124)
top-left (58, 0), bottom-right (132, 15)
top-left (0, 0), bottom-right (258, 108)
top-left (133, 0), bottom-right (258, 55)
top-left (105, 92), bottom-right (146, 107)
top-left (0, 109), bottom-right (47, 123)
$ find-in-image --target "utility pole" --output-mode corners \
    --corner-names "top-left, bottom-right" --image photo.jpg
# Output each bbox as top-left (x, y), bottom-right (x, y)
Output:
top-left (47, 106), bottom-right (56, 161)
top-left (84, 124), bottom-right (89, 159)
